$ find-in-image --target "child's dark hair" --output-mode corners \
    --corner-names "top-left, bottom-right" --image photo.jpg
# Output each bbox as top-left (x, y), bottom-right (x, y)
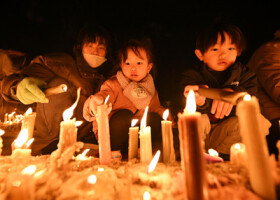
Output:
top-left (73, 23), bottom-right (111, 57)
top-left (196, 22), bottom-right (246, 55)
top-left (115, 38), bottom-right (157, 78)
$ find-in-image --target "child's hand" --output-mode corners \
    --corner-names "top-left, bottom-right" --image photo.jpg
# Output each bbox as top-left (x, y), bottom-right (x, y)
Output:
top-left (83, 94), bottom-right (104, 122)
top-left (211, 88), bottom-right (234, 119)
top-left (184, 85), bottom-right (208, 106)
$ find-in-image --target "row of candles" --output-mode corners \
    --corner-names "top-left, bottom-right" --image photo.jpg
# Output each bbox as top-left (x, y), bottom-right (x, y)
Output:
top-left (0, 87), bottom-right (277, 200)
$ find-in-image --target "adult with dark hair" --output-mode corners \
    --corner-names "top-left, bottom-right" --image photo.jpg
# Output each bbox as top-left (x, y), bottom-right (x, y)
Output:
top-left (247, 29), bottom-right (280, 157)
top-left (0, 24), bottom-right (114, 155)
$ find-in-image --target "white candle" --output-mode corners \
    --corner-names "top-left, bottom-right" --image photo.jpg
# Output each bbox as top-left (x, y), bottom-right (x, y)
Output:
top-left (178, 90), bottom-right (208, 200)
top-left (230, 143), bottom-right (247, 167)
top-left (139, 107), bottom-right (152, 163)
top-left (21, 108), bottom-right (36, 141)
top-left (161, 109), bottom-right (175, 163)
top-left (236, 95), bottom-right (276, 200)
top-left (128, 119), bottom-right (139, 160)
top-left (58, 88), bottom-right (81, 153)
top-left (0, 129), bottom-right (4, 155)
top-left (97, 95), bottom-right (111, 165)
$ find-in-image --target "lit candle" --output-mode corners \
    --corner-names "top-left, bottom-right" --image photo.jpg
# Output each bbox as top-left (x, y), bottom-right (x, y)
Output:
top-left (44, 84), bottom-right (68, 96)
top-left (204, 149), bottom-right (223, 163)
top-left (128, 119), bottom-right (139, 160)
top-left (0, 129), bottom-right (4, 155)
top-left (11, 129), bottom-right (32, 166)
top-left (178, 90), bottom-right (208, 200)
top-left (139, 107), bottom-right (152, 163)
top-left (230, 143), bottom-right (247, 167)
top-left (21, 108), bottom-right (36, 141)
top-left (58, 88), bottom-right (81, 153)
top-left (147, 150), bottom-right (160, 173)
top-left (236, 95), bottom-right (276, 200)
top-left (161, 109), bottom-right (175, 163)
top-left (97, 95), bottom-right (111, 165)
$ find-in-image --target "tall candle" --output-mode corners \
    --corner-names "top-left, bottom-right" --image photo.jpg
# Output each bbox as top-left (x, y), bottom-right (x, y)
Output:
top-left (139, 107), bottom-right (152, 163)
top-left (161, 109), bottom-right (175, 163)
top-left (0, 129), bottom-right (4, 155)
top-left (128, 119), bottom-right (139, 160)
top-left (178, 90), bottom-right (208, 200)
top-left (236, 95), bottom-right (276, 200)
top-left (97, 95), bottom-right (111, 165)
top-left (21, 108), bottom-right (36, 141)
top-left (58, 88), bottom-right (81, 153)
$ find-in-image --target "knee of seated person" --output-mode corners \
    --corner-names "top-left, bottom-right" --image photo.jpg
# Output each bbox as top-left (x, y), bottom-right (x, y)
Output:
top-left (111, 109), bottom-right (134, 119)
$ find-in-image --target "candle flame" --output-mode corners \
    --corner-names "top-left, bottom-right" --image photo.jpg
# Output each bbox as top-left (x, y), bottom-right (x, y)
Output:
top-left (98, 168), bottom-right (104, 172)
top-left (34, 169), bottom-right (46, 178)
top-left (143, 191), bottom-right (151, 200)
top-left (25, 138), bottom-right (34, 148)
top-left (147, 150), bottom-right (161, 173)
top-left (234, 143), bottom-right (241, 150)
top-left (131, 119), bottom-right (138, 127)
top-left (14, 129), bottom-right (28, 148)
top-left (88, 175), bottom-right (97, 184)
top-left (62, 85), bottom-right (68, 92)
top-left (21, 165), bottom-right (37, 175)
top-left (75, 121), bottom-right (83, 127)
top-left (25, 107), bottom-right (32, 116)
top-left (0, 129), bottom-right (4, 136)
top-left (63, 88), bottom-right (81, 121)
top-left (162, 109), bottom-right (169, 120)
top-left (104, 95), bottom-right (110, 105)
top-left (185, 90), bottom-right (196, 113)
top-left (141, 106), bottom-right (149, 130)
top-left (243, 94), bottom-right (251, 101)
top-left (208, 148), bottom-right (219, 157)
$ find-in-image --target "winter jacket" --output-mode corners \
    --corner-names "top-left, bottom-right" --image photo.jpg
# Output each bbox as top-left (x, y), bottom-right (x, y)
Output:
top-left (247, 38), bottom-right (280, 120)
top-left (89, 74), bottom-right (166, 133)
top-left (181, 62), bottom-right (257, 116)
top-left (0, 51), bottom-right (113, 154)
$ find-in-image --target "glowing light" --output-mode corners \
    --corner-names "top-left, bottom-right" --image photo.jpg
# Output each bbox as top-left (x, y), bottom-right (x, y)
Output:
top-left (75, 121), bottom-right (83, 127)
top-left (147, 150), bottom-right (161, 173)
top-left (34, 169), bottom-right (46, 178)
top-left (104, 95), bottom-right (110, 105)
top-left (143, 191), bottom-right (151, 200)
top-left (243, 94), bottom-right (251, 101)
top-left (88, 175), bottom-right (97, 184)
top-left (21, 165), bottom-right (37, 175)
top-left (25, 107), bottom-right (32, 116)
top-left (141, 107), bottom-right (149, 130)
top-left (234, 143), bottom-right (241, 150)
top-left (208, 149), bottom-right (219, 157)
top-left (0, 129), bottom-right (4, 136)
top-left (98, 168), bottom-right (104, 172)
top-left (185, 90), bottom-right (196, 113)
top-left (25, 138), bottom-right (34, 148)
top-left (14, 129), bottom-right (28, 148)
top-left (162, 109), bottom-right (169, 121)
top-left (131, 119), bottom-right (138, 127)
top-left (62, 85), bottom-right (67, 92)
top-left (63, 88), bottom-right (81, 121)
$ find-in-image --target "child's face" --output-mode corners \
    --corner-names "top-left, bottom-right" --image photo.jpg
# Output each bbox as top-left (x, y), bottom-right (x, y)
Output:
top-left (195, 32), bottom-right (238, 71)
top-left (121, 48), bottom-right (152, 82)
top-left (82, 40), bottom-right (106, 57)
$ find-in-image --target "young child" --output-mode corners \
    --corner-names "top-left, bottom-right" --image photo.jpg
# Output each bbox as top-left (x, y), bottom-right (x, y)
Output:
top-left (83, 38), bottom-right (166, 156)
top-left (181, 22), bottom-right (258, 159)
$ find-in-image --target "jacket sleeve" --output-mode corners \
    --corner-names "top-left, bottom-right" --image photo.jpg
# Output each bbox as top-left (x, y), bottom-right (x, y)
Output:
top-left (149, 91), bottom-right (167, 118)
top-left (251, 44), bottom-right (280, 104)
top-left (95, 78), bottom-right (117, 105)
top-left (236, 65), bottom-right (258, 97)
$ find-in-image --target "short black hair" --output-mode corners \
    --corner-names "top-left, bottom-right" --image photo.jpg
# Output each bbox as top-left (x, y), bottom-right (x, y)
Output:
top-left (74, 24), bottom-right (111, 56)
top-left (115, 38), bottom-right (157, 78)
top-left (196, 22), bottom-right (246, 55)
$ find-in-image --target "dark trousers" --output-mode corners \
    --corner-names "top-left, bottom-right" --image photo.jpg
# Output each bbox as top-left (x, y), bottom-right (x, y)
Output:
top-left (109, 109), bottom-right (162, 155)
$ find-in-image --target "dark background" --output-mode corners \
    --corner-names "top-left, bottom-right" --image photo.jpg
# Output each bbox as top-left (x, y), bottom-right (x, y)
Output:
top-left (0, 0), bottom-right (279, 111)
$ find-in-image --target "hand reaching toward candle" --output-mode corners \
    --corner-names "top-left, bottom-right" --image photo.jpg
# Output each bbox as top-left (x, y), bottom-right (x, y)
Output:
top-left (211, 88), bottom-right (234, 119)
top-left (83, 94), bottom-right (112, 121)
top-left (184, 85), bottom-right (208, 106)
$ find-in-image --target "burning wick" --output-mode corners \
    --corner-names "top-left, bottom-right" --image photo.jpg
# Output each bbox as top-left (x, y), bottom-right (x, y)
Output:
top-left (147, 150), bottom-right (161, 173)
top-left (104, 95), bottom-right (110, 105)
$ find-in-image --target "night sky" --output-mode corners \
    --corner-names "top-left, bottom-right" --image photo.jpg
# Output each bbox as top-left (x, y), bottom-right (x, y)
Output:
top-left (0, 0), bottom-right (279, 110)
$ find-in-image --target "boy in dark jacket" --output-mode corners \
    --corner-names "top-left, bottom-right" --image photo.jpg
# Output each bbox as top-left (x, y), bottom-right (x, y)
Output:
top-left (181, 22), bottom-right (261, 159)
